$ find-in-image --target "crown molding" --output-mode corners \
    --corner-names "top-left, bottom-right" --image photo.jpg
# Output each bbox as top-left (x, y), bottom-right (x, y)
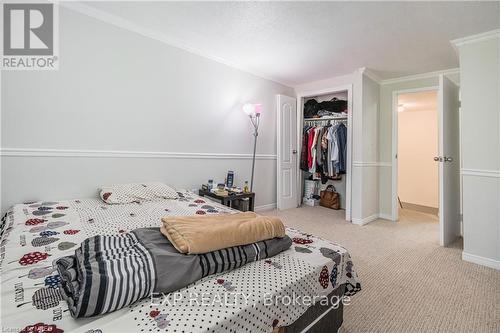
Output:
top-left (380, 68), bottom-right (460, 86)
top-left (59, 2), bottom-right (294, 88)
top-left (359, 67), bottom-right (383, 84)
top-left (451, 29), bottom-right (500, 48)
top-left (0, 148), bottom-right (277, 160)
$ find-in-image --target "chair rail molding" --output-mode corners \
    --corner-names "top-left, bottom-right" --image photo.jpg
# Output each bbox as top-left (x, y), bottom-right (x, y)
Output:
top-left (461, 168), bottom-right (500, 178)
top-left (352, 161), bottom-right (391, 167)
top-left (0, 148), bottom-right (277, 160)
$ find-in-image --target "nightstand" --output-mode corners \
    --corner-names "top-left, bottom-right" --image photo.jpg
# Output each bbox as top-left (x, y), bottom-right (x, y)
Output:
top-left (198, 189), bottom-right (255, 212)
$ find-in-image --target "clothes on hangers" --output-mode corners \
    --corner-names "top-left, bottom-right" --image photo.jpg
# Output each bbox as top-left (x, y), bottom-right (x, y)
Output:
top-left (300, 122), bottom-right (347, 180)
top-left (335, 123), bottom-right (347, 174)
top-left (300, 127), bottom-right (309, 171)
top-left (310, 126), bottom-right (321, 174)
top-left (329, 123), bottom-right (347, 174)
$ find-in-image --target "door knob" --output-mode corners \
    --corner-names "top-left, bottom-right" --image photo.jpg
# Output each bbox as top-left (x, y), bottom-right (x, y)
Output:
top-left (292, 150), bottom-right (297, 154)
top-left (444, 157), bottom-right (453, 162)
top-left (433, 156), bottom-right (442, 162)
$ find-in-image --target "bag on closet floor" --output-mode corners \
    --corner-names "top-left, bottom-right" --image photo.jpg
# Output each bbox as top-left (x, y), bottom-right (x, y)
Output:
top-left (320, 185), bottom-right (340, 210)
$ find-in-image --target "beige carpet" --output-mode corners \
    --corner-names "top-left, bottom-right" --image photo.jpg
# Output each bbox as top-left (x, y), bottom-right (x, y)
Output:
top-left (264, 207), bottom-right (500, 333)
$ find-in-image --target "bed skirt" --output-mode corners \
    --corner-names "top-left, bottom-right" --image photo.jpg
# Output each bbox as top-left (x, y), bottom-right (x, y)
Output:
top-left (278, 285), bottom-right (344, 333)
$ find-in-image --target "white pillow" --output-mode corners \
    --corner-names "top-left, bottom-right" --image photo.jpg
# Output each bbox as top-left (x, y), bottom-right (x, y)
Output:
top-left (99, 182), bottom-right (178, 204)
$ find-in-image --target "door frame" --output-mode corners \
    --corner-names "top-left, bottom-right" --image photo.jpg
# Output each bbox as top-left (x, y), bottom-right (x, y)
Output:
top-left (296, 84), bottom-right (353, 221)
top-left (391, 86), bottom-right (439, 222)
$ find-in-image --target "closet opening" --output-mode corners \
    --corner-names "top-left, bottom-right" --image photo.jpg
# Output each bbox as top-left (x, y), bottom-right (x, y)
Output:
top-left (297, 85), bottom-right (353, 221)
top-left (397, 90), bottom-right (439, 220)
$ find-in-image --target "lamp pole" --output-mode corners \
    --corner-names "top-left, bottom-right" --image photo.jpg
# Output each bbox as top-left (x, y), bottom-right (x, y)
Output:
top-left (249, 113), bottom-right (260, 192)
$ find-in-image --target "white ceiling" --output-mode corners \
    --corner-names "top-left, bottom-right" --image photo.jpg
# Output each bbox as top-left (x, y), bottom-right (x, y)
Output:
top-left (83, 1), bottom-right (500, 86)
top-left (399, 91), bottom-right (437, 113)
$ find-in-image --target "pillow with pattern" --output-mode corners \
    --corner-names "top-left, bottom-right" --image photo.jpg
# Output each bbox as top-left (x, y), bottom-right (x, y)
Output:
top-left (99, 182), bottom-right (179, 204)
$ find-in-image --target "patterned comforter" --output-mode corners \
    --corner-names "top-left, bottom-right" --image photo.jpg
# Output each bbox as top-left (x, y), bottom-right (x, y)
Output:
top-left (0, 190), bottom-right (360, 333)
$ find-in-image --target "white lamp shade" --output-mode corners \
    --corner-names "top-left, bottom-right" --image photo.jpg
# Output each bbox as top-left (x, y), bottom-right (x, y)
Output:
top-left (243, 103), bottom-right (255, 115)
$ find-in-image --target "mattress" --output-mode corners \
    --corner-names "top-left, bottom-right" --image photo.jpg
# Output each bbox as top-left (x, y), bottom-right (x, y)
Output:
top-left (0, 190), bottom-right (360, 333)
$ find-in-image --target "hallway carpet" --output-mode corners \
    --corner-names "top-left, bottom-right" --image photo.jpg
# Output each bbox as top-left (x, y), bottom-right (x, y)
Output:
top-left (264, 207), bottom-right (500, 333)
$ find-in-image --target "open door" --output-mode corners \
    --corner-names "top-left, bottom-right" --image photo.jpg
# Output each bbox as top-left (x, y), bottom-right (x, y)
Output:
top-left (438, 75), bottom-right (461, 246)
top-left (277, 95), bottom-right (298, 210)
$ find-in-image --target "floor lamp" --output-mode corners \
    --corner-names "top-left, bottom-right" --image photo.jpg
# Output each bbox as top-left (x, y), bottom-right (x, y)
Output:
top-left (243, 103), bottom-right (262, 192)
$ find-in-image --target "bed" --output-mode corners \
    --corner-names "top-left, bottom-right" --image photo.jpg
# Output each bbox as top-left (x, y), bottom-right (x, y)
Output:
top-left (0, 189), bottom-right (360, 333)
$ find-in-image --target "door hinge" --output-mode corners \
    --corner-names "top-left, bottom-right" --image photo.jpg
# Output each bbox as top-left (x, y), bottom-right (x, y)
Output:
top-left (458, 100), bottom-right (461, 108)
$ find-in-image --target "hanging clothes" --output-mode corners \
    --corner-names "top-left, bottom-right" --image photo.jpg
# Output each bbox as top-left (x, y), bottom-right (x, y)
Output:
top-left (315, 126), bottom-right (324, 175)
top-left (307, 127), bottom-right (316, 170)
top-left (301, 121), bottom-right (347, 180)
top-left (326, 126), bottom-right (334, 177)
top-left (300, 127), bottom-right (309, 171)
top-left (336, 123), bottom-right (347, 174)
top-left (320, 126), bottom-right (331, 176)
top-left (309, 127), bottom-right (320, 174)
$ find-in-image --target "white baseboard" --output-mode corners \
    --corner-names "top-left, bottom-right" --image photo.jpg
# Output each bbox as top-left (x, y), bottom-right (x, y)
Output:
top-left (352, 214), bottom-right (379, 226)
top-left (462, 252), bottom-right (500, 270)
top-left (377, 213), bottom-right (394, 221)
top-left (255, 203), bottom-right (277, 212)
top-left (352, 213), bottom-right (395, 225)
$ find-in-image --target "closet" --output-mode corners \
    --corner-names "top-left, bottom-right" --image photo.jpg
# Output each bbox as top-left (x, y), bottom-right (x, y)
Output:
top-left (298, 87), bottom-right (352, 221)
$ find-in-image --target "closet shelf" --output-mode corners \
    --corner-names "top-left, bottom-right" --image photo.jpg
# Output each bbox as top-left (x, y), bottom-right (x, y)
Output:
top-left (304, 116), bottom-right (347, 121)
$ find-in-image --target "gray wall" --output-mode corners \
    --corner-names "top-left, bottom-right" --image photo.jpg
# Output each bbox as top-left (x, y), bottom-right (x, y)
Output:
top-left (458, 36), bottom-right (500, 266)
top-left (360, 73), bottom-right (380, 219)
top-left (349, 71), bottom-right (381, 223)
top-left (1, 8), bottom-right (293, 212)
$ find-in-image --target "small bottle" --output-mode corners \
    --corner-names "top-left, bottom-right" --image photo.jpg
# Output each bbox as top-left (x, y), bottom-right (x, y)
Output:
top-left (243, 181), bottom-right (249, 193)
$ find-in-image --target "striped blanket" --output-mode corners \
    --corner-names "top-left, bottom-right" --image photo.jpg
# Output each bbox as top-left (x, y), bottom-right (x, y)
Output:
top-left (55, 227), bottom-right (292, 318)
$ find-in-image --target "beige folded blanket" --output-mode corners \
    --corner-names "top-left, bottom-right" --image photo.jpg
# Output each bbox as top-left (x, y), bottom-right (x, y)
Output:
top-left (160, 212), bottom-right (286, 254)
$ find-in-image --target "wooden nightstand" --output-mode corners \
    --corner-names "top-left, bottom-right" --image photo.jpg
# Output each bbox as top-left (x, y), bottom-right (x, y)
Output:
top-left (198, 189), bottom-right (255, 212)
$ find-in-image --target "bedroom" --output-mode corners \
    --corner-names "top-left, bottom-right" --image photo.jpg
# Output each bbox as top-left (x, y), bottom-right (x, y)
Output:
top-left (1, 1), bottom-right (499, 333)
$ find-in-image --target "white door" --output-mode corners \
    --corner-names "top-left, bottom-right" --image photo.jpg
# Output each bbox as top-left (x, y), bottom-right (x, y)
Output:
top-left (438, 75), bottom-right (461, 246)
top-left (277, 95), bottom-right (298, 210)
